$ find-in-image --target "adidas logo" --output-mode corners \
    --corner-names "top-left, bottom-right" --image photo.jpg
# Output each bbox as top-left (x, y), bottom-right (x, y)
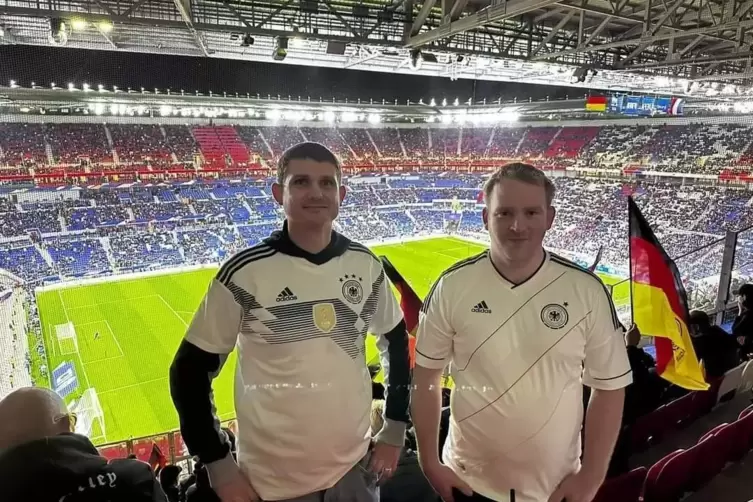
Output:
top-left (276, 287), bottom-right (298, 302)
top-left (471, 301), bottom-right (492, 314)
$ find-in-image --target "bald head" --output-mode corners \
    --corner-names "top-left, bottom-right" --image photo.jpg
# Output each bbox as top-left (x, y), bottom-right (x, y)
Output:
top-left (0, 387), bottom-right (71, 452)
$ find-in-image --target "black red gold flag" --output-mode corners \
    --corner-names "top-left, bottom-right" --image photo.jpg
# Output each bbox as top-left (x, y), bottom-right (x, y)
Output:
top-left (629, 197), bottom-right (708, 390)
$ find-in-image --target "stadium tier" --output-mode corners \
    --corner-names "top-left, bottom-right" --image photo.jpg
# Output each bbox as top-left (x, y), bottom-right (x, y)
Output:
top-left (2, 119), bottom-right (753, 470)
top-left (3, 121), bottom-right (753, 177)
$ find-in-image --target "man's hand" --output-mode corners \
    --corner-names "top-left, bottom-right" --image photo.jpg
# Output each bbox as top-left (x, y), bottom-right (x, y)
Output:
top-left (207, 459), bottom-right (259, 502)
top-left (422, 461), bottom-right (473, 502)
top-left (547, 469), bottom-right (603, 502)
top-left (368, 441), bottom-right (401, 482)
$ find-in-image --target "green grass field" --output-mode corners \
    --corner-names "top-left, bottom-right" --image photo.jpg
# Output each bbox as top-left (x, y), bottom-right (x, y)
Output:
top-left (35, 237), bottom-right (628, 446)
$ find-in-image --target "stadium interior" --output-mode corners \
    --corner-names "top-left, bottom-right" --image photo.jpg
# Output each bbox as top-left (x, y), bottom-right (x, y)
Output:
top-left (5, 0), bottom-right (753, 498)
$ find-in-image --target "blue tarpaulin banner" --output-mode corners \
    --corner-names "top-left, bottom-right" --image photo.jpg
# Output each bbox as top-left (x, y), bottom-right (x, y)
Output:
top-left (52, 361), bottom-right (79, 399)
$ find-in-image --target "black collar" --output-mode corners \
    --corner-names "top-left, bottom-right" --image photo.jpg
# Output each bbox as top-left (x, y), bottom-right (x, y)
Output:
top-left (264, 220), bottom-right (350, 265)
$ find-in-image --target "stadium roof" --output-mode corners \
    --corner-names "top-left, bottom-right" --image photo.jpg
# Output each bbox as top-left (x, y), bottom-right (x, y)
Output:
top-left (2, 0), bottom-right (753, 98)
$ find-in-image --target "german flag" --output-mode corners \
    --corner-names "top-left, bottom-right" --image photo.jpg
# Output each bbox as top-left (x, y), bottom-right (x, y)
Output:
top-left (380, 256), bottom-right (420, 368)
top-left (586, 95), bottom-right (608, 112)
top-left (629, 197), bottom-right (708, 390)
top-left (148, 442), bottom-right (167, 472)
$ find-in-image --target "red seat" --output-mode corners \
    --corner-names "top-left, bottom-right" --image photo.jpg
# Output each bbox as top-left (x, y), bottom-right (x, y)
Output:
top-left (698, 422), bottom-right (729, 443)
top-left (739, 403), bottom-right (753, 419)
top-left (593, 466), bottom-right (646, 502)
top-left (691, 377), bottom-right (722, 415)
top-left (663, 392), bottom-right (697, 427)
top-left (689, 432), bottom-right (729, 489)
top-left (642, 449), bottom-right (692, 502)
top-left (724, 417), bottom-right (753, 461)
top-left (738, 407), bottom-right (753, 450)
top-left (631, 405), bottom-right (676, 451)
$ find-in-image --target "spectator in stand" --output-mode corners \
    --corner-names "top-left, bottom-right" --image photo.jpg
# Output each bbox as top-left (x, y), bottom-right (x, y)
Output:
top-left (622, 324), bottom-right (664, 424)
top-left (733, 284), bottom-right (753, 359)
top-left (169, 142), bottom-right (411, 502)
top-left (0, 387), bottom-right (167, 502)
top-left (689, 310), bottom-right (741, 378)
top-left (159, 464), bottom-right (182, 502)
top-left (411, 164), bottom-right (631, 502)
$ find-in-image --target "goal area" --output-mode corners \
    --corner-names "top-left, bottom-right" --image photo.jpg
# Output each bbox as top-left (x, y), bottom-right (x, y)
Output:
top-left (56, 322), bottom-right (78, 356)
top-left (70, 388), bottom-right (106, 443)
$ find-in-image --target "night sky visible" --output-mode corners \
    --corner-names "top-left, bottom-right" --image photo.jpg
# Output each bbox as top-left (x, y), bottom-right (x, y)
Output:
top-left (0, 45), bottom-right (585, 102)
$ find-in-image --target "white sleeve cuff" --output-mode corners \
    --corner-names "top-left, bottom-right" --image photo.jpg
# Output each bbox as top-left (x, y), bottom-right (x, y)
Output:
top-left (583, 369), bottom-right (633, 390)
top-left (415, 351), bottom-right (449, 370)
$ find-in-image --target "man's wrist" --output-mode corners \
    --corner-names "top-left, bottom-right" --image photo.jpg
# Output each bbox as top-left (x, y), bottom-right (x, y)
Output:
top-left (417, 450), bottom-right (441, 471)
top-left (374, 418), bottom-right (407, 447)
top-left (580, 461), bottom-right (607, 485)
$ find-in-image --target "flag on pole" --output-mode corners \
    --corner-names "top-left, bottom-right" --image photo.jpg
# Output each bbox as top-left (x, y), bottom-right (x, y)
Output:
top-left (148, 442), bottom-right (167, 472)
top-left (380, 257), bottom-right (419, 368)
top-left (628, 197), bottom-right (708, 390)
top-left (588, 246), bottom-right (604, 272)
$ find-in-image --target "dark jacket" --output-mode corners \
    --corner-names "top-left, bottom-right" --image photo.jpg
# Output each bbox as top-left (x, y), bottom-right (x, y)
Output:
top-left (0, 433), bottom-right (167, 502)
top-left (733, 311), bottom-right (753, 355)
top-left (692, 326), bottom-right (741, 378)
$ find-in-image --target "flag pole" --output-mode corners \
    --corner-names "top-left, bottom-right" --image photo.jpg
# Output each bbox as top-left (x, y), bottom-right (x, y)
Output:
top-left (628, 197), bottom-right (635, 324)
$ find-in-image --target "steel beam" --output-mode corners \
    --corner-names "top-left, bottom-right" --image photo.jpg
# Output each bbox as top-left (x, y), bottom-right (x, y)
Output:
top-left (530, 11), bottom-right (575, 56)
top-left (406, 0), bottom-right (562, 48)
top-left (96, 23), bottom-right (119, 49)
top-left (559, 2), bottom-right (745, 50)
top-left (173, 0), bottom-right (210, 56)
top-left (448, 0), bottom-right (469, 21)
top-left (532, 17), bottom-right (753, 60)
top-left (411, 0), bottom-right (437, 36)
top-left (619, 48), bottom-right (752, 68)
top-left (691, 69), bottom-right (753, 80)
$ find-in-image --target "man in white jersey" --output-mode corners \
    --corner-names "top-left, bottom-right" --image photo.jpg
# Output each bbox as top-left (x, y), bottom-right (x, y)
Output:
top-left (411, 163), bottom-right (631, 502)
top-left (170, 142), bottom-right (411, 502)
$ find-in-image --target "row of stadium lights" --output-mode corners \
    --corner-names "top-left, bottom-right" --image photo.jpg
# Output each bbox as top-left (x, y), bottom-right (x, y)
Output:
top-left (74, 104), bottom-right (519, 124)
top-left (7, 81), bottom-right (548, 108)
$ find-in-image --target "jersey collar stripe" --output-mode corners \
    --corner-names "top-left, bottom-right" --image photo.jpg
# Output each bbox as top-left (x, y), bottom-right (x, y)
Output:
top-left (457, 310), bottom-right (591, 424)
top-left (456, 271), bottom-right (567, 372)
top-left (550, 254), bottom-right (620, 329)
top-left (217, 246), bottom-right (276, 285)
top-left (422, 251), bottom-right (488, 313)
top-left (347, 243), bottom-right (380, 262)
top-left (489, 252), bottom-right (547, 289)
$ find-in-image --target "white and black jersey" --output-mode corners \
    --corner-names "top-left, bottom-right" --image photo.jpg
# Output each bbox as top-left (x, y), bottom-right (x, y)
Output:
top-left (415, 251), bottom-right (631, 502)
top-left (170, 221), bottom-right (411, 501)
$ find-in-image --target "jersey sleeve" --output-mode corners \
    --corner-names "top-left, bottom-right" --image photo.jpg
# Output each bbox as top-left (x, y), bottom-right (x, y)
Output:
top-left (414, 276), bottom-right (454, 370)
top-left (582, 283), bottom-right (633, 390)
top-left (184, 278), bottom-right (243, 354)
top-left (370, 269), bottom-right (404, 335)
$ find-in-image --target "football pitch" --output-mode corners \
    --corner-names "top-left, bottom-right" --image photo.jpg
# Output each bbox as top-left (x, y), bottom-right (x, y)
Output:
top-left (35, 237), bottom-right (628, 445)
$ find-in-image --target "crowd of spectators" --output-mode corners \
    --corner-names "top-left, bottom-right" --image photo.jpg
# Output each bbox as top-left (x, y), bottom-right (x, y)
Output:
top-left (1, 122), bottom-right (753, 174)
top-left (0, 174), bottom-right (750, 302)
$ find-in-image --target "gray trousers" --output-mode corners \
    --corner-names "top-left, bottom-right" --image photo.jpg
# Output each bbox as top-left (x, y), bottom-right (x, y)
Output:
top-left (269, 452), bottom-right (379, 502)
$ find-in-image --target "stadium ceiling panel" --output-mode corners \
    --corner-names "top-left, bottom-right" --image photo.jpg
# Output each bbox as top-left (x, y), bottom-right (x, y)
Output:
top-left (2, 0), bottom-right (753, 98)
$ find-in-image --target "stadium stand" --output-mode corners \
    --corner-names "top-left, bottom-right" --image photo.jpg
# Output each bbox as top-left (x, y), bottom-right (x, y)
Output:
top-left (4, 120), bottom-right (753, 501)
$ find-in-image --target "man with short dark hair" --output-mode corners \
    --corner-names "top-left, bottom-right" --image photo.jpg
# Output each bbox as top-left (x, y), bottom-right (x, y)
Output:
top-left (412, 163), bottom-right (631, 502)
top-left (689, 310), bottom-right (740, 377)
top-left (170, 142), bottom-right (412, 502)
top-left (0, 387), bottom-right (167, 502)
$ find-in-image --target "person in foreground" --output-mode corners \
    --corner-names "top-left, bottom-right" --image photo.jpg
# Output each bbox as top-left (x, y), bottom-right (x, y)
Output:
top-left (411, 163), bottom-right (632, 502)
top-left (0, 387), bottom-right (167, 502)
top-left (170, 142), bottom-right (411, 502)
